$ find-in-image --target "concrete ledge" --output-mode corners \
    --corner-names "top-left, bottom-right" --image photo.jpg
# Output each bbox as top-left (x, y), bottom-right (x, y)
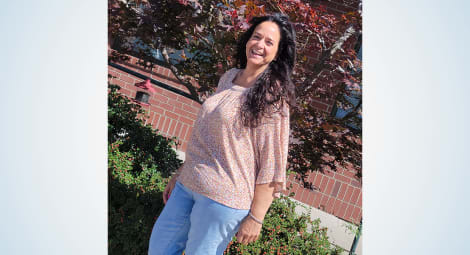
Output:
top-left (289, 197), bottom-right (361, 255)
top-left (174, 149), bottom-right (186, 162)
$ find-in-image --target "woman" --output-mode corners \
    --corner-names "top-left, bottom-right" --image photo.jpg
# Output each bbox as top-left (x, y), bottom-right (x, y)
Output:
top-left (148, 13), bottom-right (296, 255)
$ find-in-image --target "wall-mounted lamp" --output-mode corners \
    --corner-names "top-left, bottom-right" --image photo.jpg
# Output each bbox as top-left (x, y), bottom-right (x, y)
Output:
top-left (135, 91), bottom-right (150, 105)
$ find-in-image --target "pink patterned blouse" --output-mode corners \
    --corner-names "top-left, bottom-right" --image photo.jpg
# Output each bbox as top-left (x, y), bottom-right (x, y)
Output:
top-left (176, 68), bottom-right (290, 209)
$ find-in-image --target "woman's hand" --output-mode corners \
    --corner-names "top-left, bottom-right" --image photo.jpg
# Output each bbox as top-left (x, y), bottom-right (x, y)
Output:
top-left (235, 216), bottom-right (263, 245)
top-left (235, 183), bottom-right (275, 244)
top-left (162, 175), bottom-right (178, 204)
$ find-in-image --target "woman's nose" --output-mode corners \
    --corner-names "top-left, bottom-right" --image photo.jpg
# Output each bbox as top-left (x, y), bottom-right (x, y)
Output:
top-left (254, 40), bottom-right (265, 49)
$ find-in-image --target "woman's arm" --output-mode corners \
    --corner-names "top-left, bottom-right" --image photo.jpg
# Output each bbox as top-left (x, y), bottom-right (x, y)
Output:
top-left (235, 182), bottom-right (277, 244)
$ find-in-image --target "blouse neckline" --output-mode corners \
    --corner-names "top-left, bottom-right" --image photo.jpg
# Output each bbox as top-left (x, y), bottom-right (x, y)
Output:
top-left (230, 68), bottom-right (254, 91)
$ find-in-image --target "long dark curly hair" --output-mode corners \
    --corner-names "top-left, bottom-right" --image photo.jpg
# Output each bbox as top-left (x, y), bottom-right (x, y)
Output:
top-left (235, 13), bottom-right (297, 128)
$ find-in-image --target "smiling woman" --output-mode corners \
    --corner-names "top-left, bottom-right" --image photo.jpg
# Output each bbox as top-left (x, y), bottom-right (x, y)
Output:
top-left (230, 21), bottom-right (281, 92)
top-left (235, 14), bottom-right (297, 128)
top-left (148, 13), bottom-right (297, 255)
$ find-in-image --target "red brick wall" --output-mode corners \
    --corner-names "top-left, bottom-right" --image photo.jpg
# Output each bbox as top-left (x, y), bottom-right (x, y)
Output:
top-left (283, 167), bottom-right (362, 224)
top-left (108, 55), bottom-right (200, 152)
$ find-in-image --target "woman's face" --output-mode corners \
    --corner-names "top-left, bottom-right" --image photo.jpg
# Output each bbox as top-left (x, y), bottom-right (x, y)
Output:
top-left (245, 21), bottom-right (281, 68)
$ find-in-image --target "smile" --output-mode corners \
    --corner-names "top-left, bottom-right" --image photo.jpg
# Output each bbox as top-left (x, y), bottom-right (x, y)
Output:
top-left (250, 49), bottom-right (264, 57)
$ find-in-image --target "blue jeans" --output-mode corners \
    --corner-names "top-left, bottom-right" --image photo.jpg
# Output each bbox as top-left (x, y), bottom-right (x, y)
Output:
top-left (148, 181), bottom-right (249, 255)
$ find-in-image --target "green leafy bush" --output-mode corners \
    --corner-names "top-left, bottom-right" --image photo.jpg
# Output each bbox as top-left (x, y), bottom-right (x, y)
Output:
top-left (224, 196), bottom-right (343, 255)
top-left (108, 141), bottom-right (168, 255)
top-left (108, 83), bottom-right (182, 177)
top-left (108, 83), bottom-right (181, 254)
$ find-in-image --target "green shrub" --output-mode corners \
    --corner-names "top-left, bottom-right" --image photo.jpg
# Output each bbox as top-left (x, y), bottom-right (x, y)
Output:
top-left (108, 83), bottom-right (181, 254)
top-left (224, 196), bottom-right (343, 255)
top-left (108, 141), bottom-right (169, 255)
top-left (108, 83), bottom-right (182, 177)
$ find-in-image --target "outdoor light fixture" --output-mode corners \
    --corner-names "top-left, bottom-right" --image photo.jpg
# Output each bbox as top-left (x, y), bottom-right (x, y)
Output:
top-left (135, 91), bottom-right (150, 105)
top-left (133, 78), bottom-right (155, 106)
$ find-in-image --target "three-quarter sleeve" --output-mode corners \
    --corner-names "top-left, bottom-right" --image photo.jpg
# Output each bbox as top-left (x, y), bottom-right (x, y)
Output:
top-left (253, 104), bottom-right (290, 197)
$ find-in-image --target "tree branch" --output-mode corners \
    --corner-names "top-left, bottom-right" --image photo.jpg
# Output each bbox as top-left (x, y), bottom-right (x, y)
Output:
top-left (300, 25), bottom-right (357, 92)
top-left (161, 47), bottom-right (202, 104)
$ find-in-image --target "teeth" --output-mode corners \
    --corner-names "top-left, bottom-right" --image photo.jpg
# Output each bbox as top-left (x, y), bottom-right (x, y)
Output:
top-left (251, 49), bottom-right (263, 56)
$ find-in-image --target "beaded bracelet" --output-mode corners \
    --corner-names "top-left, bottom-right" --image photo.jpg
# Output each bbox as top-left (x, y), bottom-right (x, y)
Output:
top-left (248, 212), bottom-right (263, 225)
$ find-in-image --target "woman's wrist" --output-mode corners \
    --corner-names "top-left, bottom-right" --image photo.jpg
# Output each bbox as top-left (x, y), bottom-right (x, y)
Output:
top-left (248, 211), bottom-right (263, 225)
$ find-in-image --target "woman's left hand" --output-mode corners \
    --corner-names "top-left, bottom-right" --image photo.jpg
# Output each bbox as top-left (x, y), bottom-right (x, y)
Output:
top-left (235, 216), bottom-right (263, 245)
